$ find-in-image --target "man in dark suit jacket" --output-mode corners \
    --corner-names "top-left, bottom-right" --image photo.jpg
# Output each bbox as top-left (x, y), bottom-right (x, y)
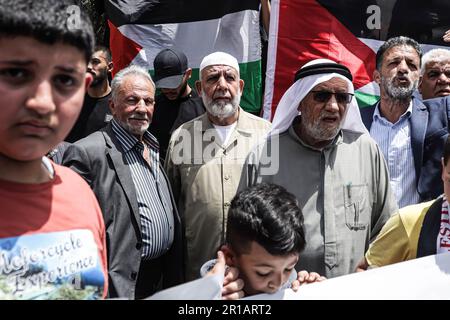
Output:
top-left (62, 65), bottom-right (184, 299)
top-left (361, 36), bottom-right (449, 207)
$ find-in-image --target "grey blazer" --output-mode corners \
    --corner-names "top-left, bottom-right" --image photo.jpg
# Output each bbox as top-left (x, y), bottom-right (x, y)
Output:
top-left (62, 123), bottom-right (184, 299)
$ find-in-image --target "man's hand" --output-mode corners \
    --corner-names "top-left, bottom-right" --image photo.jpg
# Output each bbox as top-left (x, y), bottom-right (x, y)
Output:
top-left (444, 29), bottom-right (450, 42)
top-left (207, 251), bottom-right (245, 300)
top-left (291, 270), bottom-right (326, 292)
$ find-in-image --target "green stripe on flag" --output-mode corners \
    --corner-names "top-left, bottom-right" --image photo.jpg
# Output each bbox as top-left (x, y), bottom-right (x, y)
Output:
top-left (355, 91), bottom-right (379, 109)
top-left (158, 60), bottom-right (262, 114)
top-left (237, 60), bottom-right (262, 113)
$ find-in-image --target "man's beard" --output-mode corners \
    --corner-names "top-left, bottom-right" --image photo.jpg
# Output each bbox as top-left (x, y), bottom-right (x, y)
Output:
top-left (176, 80), bottom-right (188, 100)
top-left (301, 110), bottom-right (341, 143)
top-left (382, 74), bottom-right (418, 101)
top-left (90, 68), bottom-right (108, 88)
top-left (162, 79), bottom-right (188, 101)
top-left (118, 114), bottom-right (149, 137)
top-left (201, 89), bottom-right (240, 119)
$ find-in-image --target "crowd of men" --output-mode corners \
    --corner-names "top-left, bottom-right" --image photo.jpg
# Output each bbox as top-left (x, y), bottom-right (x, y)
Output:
top-left (1, 0), bottom-right (450, 300)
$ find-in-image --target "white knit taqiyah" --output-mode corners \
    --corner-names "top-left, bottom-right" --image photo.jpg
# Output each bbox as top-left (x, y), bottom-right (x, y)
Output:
top-left (199, 51), bottom-right (240, 75)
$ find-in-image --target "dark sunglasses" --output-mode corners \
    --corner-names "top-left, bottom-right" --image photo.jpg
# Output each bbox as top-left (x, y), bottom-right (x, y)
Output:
top-left (310, 91), bottom-right (354, 104)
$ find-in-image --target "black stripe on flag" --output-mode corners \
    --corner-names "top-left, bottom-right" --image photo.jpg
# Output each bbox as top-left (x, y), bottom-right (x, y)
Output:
top-left (317, 0), bottom-right (450, 45)
top-left (106, 0), bottom-right (260, 27)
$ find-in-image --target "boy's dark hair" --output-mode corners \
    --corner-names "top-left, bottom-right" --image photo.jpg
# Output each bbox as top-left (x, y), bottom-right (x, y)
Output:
top-left (444, 135), bottom-right (450, 165)
top-left (376, 36), bottom-right (422, 71)
top-left (0, 0), bottom-right (95, 63)
top-left (94, 45), bottom-right (112, 63)
top-left (227, 183), bottom-right (306, 256)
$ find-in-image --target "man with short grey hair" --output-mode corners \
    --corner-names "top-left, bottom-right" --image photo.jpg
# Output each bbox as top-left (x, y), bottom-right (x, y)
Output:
top-left (165, 51), bottom-right (271, 281)
top-left (62, 65), bottom-right (184, 299)
top-left (419, 48), bottom-right (450, 100)
top-left (361, 36), bottom-right (449, 208)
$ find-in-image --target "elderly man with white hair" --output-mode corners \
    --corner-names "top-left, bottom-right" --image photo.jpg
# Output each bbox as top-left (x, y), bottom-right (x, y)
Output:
top-left (165, 51), bottom-right (271, 281)
top-left (62, 65), bottom-right (183, 299)
top-left (419, 48), bottom-right (450, 100)
top-left (243, 58), bottom-right (398, 278)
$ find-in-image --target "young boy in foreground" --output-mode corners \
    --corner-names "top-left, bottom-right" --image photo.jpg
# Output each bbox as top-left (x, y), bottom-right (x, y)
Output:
top-left (203, 183), bottom-right (325, 297)
top-left (0, 0), bottom-right (107, 299)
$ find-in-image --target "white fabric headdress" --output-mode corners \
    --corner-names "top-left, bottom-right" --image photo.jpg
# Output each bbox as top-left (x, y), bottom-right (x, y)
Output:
top-left (271, 58), bottom-right (368, 135)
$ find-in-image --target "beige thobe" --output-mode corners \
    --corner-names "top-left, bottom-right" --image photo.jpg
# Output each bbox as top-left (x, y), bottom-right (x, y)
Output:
top-left (165, 108), bottom-right (271, 280)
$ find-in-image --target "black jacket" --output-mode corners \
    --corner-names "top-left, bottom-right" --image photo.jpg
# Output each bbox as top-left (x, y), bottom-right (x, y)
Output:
top-left (417, 196), bottom-right (443, 258)
top-left (150, 90), bottom-right (205, 162)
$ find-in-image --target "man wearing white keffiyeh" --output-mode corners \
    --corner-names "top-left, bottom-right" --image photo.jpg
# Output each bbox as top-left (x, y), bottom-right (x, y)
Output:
top-left (241, 58), bottom-right (398, 278)
top-left (270, 58), bottom-right (368, 137)
top-left (358, 135), bottom-right (450, 271)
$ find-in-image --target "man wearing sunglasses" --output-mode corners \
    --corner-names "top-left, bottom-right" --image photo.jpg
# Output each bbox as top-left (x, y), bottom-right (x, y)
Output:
top-left (243, 58), bottom-right (397, 278)
top-left (361, 36), bottom-right (450, 209)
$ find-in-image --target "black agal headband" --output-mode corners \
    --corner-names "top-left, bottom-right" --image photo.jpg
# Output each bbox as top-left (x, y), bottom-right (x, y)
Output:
top-left (294, 62), bottom-right (353, 83)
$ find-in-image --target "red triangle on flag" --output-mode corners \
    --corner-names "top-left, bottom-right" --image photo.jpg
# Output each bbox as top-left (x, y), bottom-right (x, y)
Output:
top-left (108, 20), bottom-right (143, 77)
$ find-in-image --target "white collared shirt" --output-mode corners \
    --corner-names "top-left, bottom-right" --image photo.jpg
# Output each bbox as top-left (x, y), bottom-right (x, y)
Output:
top-left (370, 101), bottom-right (420, 208)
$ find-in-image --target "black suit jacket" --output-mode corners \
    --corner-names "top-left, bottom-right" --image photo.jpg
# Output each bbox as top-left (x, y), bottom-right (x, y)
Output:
top-left (62, 123), bottom-right (184, 299)
top-left (360, 96), bottom-right (450, 202)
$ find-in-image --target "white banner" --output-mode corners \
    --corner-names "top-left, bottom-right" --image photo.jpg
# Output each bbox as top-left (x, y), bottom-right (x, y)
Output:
top-left (245, 252), bottom-right (450, 300)
top-left (147, 272), bottom-right (223, 300)
top-left (143, 252), bottom-right (450, 300)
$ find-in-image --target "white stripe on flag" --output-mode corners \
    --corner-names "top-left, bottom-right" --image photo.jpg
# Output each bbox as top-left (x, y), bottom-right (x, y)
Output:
top-left (358, 38), bottom-right (383, 54)
top-left (262, 0), bottom-right (281, 120)
top-left (357, 81), bottom-right (380, 96)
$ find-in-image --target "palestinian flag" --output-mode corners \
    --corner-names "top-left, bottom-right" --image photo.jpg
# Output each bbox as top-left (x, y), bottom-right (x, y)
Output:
top-left (263, 0), bottom-right (450, 120)
top-left (105, 0), bottom-right (263, 113)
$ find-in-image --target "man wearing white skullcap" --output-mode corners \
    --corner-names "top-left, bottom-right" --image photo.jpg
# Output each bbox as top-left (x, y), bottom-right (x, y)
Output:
top-left (165, 51), bottom-right (271, 281)
top-left (242, 58), bottom-right (397, 278)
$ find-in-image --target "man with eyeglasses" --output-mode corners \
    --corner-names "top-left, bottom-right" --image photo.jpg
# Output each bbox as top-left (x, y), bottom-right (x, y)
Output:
top-left (62, 65), bottom-right (184, 299)
top-left (360, 36), bottom-right (449, 208)
top-left (243, 58), bottom-right (397, 278)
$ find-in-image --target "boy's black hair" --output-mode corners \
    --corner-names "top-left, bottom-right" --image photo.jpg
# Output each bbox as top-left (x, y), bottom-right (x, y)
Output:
top-left (227, 183), bottom-right (306, 256)
top-left (375, 36), bottom-right (422, 71)
top-left (444, 135), bottom-right (450, 165)
top-left (0, 0), bottom-right (95, 63)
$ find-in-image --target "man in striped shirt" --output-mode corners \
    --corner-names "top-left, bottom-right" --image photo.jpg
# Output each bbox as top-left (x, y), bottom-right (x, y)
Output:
top-left (62, 65), bottom-right (183, 299)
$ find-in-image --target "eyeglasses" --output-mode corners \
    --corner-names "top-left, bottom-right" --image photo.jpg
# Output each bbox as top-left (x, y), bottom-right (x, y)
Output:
top-left (310, 91), bottom-right (354, 104)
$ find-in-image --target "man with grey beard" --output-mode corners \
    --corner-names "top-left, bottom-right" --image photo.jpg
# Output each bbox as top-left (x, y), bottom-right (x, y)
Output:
top-left (164, 52), bottom-right (271, 281)
top-left (242, 58), bottom-right (396, 278)
top-left (361, 36), bottom-right (450, 208)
